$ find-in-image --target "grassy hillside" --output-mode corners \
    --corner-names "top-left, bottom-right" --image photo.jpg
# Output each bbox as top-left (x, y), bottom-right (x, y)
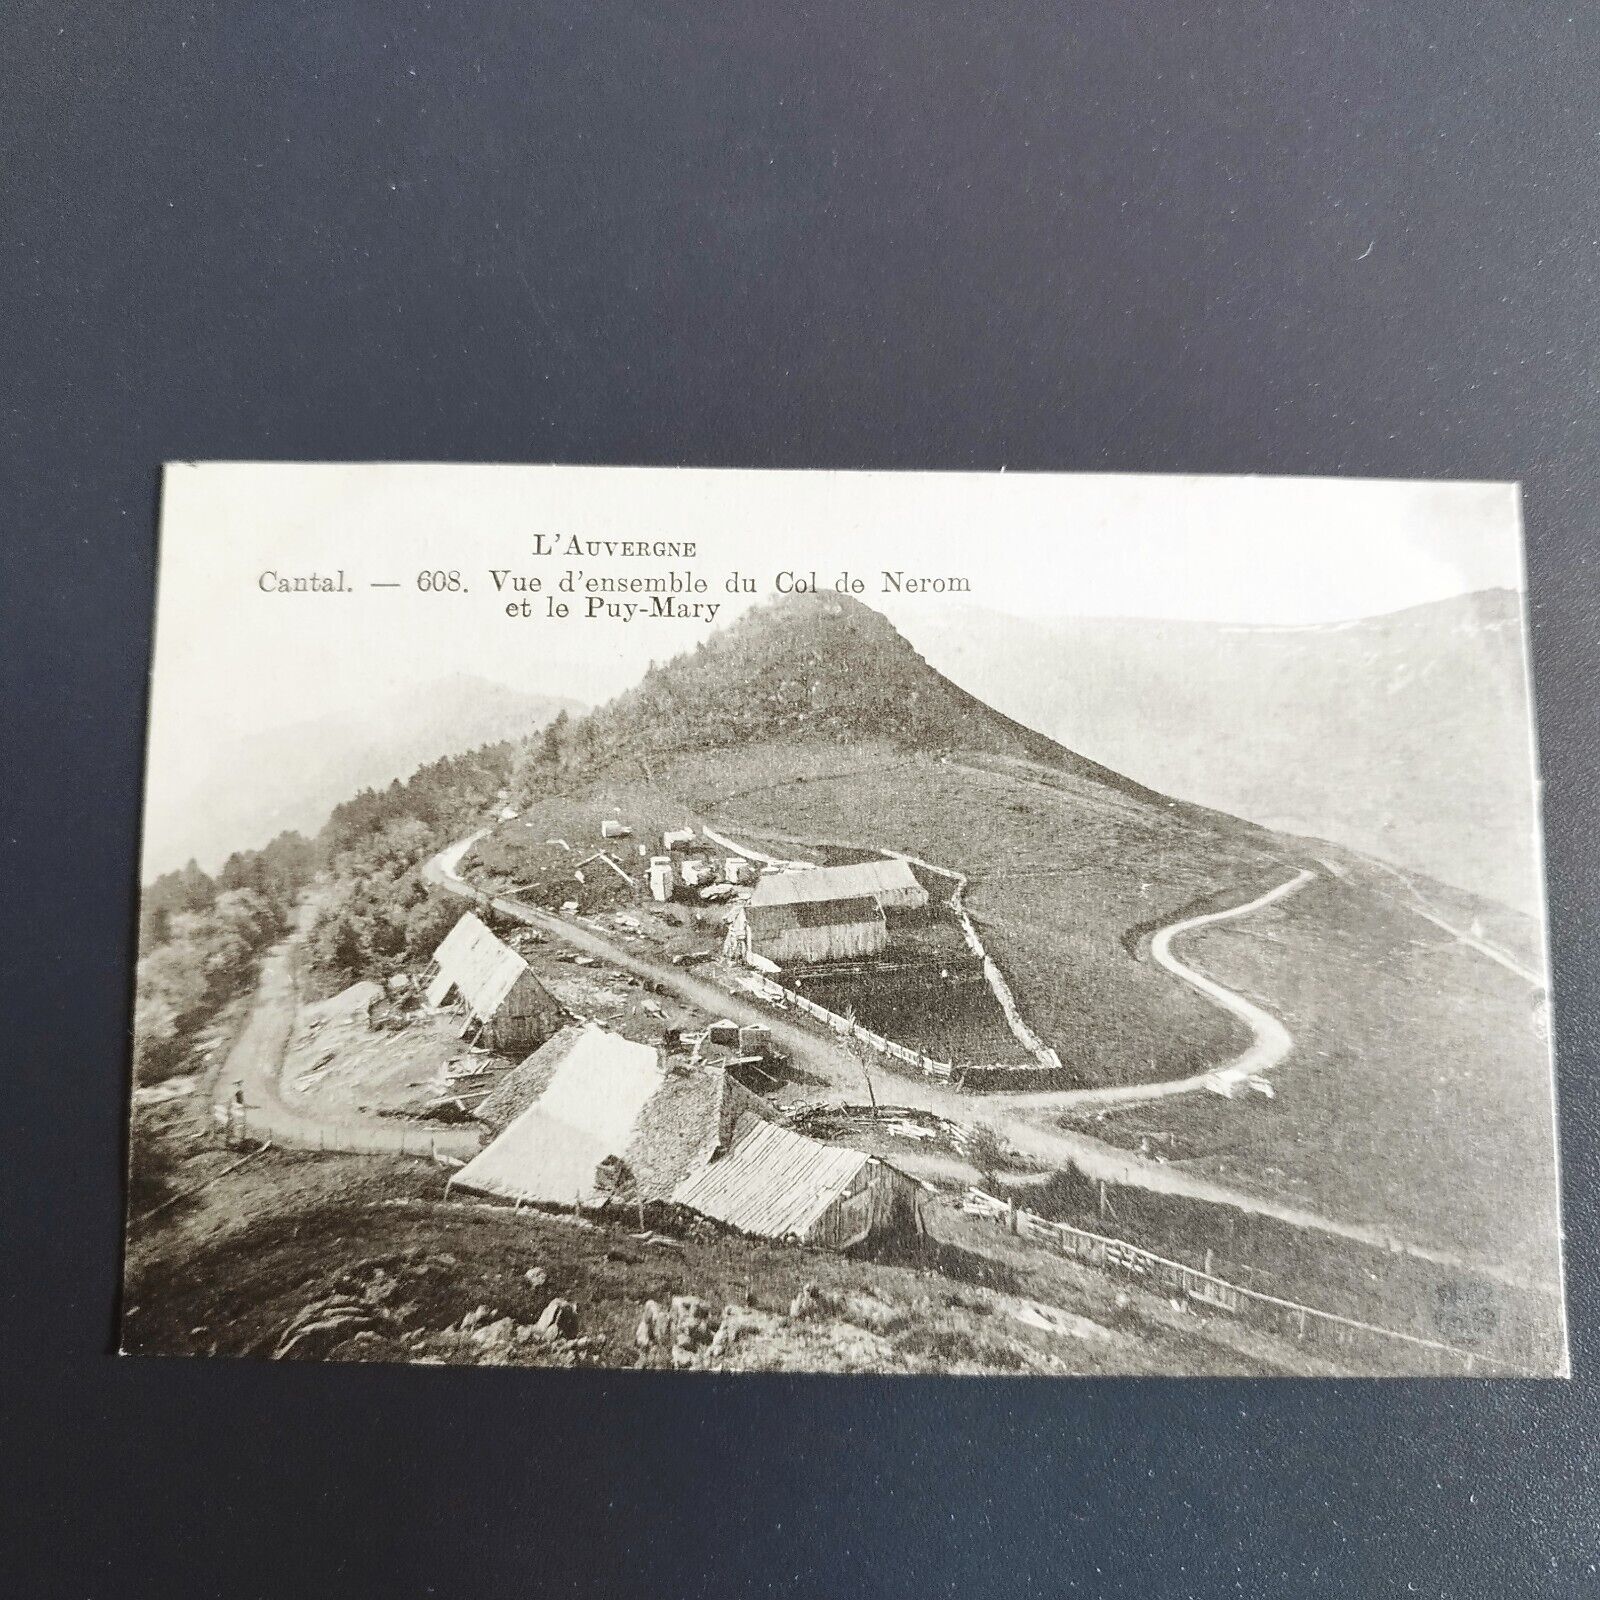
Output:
top-left (474, 592), bottom-right (1560, 1289)
top-left (121, 1135), bottom-right (1346, 1376)
top-left (503, 592), bottom-right (1309, 1086)
top-left (648, 739), bottom-right (1280, 1085)
top-left (123, 588), bottom-right (1564, 1374)
top-left (513, 592), bottom-right (1185, 810)
top-left (1072, 861), bottom-right (1562, 1284)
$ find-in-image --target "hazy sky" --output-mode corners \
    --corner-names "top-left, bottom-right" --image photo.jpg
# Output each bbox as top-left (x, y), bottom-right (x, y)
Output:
top-left (146, 464), bottom-right (1524, 814)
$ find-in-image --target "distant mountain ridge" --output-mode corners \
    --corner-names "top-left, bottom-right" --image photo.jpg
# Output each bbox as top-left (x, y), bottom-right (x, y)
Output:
top-left (899, 588), bottom-right (1541, 912)
top-left (142, 674), bottom-right (584, 876)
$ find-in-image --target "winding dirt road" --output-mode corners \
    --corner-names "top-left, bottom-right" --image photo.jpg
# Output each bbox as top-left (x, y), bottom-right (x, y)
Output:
top-left (1032, 868), bottom-right (1316, 1111)
top-left (425, 835), bottom-right (1532, 1286)
top-left (212, 911), bottom-right (479, 1160)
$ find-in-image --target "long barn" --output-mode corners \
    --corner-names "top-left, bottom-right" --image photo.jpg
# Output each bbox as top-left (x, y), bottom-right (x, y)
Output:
top-left (728, 858), bottom-right (929, 967)
top-left (736, 894), bottom-right (887, 965)
top-left (752, 858), bottom-right (929, 913)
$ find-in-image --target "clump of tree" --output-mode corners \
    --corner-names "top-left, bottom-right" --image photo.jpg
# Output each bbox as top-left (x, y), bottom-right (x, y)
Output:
top-left (509, 708), bottom-right (570, 797)
top-left (321, 744), bottom-right (515, 860)
top-left (306, 820), bottom-right (465, 990)
top-left (304, 743), bottom-right (518, 991)
top-left (132, 831), bottom-right (316, 1080)
top-left (964, 1123), bottom-right (1009, 1189)
top-left (139, 831), bottom-right (317, 953)
top-left (134, 740), bottom-right (521, 1071)
top-left (138, 859), bottom-right (218, 951)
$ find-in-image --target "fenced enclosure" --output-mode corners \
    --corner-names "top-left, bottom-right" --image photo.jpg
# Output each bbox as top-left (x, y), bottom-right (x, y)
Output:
top-left (742, 971), bottom-right (1060, 1084)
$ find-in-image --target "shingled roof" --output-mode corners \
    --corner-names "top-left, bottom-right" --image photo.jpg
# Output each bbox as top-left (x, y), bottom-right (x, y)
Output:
top-left (623, 1069), bottom-right (767, 1201)
top-left (425, 912), bottom-right (536, 1021)
top-left (748, 858), bottom-right (925, 909)
top-left (457, 1023), bottom-right (769, 1208)
top-left (671, 1114), bottom-right (878, 1239)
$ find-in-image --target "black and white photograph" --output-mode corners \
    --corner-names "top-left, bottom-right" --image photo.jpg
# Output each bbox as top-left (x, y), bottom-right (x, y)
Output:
top-left (120, 463), bottom-right (1565, 1377)
top-left (15, 0), bottom-right (1600, 1589)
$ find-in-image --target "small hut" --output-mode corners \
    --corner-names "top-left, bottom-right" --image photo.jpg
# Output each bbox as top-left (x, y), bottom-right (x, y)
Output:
top-left (423, 913), bottom-right (565, 1055)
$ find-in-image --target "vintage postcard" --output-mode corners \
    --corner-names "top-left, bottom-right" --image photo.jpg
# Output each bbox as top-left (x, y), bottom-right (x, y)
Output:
top-left (122, 465), bottom-right (1566, 1375)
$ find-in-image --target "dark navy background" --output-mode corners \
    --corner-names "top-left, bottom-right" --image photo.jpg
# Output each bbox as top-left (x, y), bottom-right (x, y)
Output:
top-left (4, 4), bottom-right (1598, 1594)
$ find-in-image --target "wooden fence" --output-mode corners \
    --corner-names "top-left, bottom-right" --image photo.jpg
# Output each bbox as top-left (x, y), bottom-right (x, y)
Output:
top-left (214, 1099), bottom-right (478, 1161)
top-left (886, 850), bottom-right (1064, 1073)
top-left (744, 972), bottom-right (959, 1079)
top-left (961, 1188), bottom-right (1523, 1375)
top-left (741, 972), bottom-right (1062, 1084)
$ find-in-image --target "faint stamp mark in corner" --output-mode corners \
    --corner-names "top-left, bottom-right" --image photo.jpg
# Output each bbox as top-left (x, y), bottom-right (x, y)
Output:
top-left (1431, 1277), bottom-right (1501, 1346)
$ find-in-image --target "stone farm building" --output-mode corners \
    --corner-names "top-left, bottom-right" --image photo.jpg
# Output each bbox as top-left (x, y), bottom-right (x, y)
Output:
top-left (424, 912), bottom-right (566, 1055)
top-left (453, 1021), bottom-right (921, 1249)
top-left (727, 858), bottom-right (930, 967)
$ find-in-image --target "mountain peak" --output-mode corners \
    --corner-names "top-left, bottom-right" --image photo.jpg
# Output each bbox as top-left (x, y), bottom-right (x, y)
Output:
top-left (621, 588), bottom-right (1047, 754)
top-left (532, 590), bottom-right (1178, 815)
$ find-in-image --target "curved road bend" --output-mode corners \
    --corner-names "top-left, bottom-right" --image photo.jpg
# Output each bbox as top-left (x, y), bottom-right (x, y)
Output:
top-left (1020, 868), bottom-right (1316, 1112)
top-left (213, 914), bottom-right (479, 1160)
top-left (425, 838), bottom-right (1534, 1288)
